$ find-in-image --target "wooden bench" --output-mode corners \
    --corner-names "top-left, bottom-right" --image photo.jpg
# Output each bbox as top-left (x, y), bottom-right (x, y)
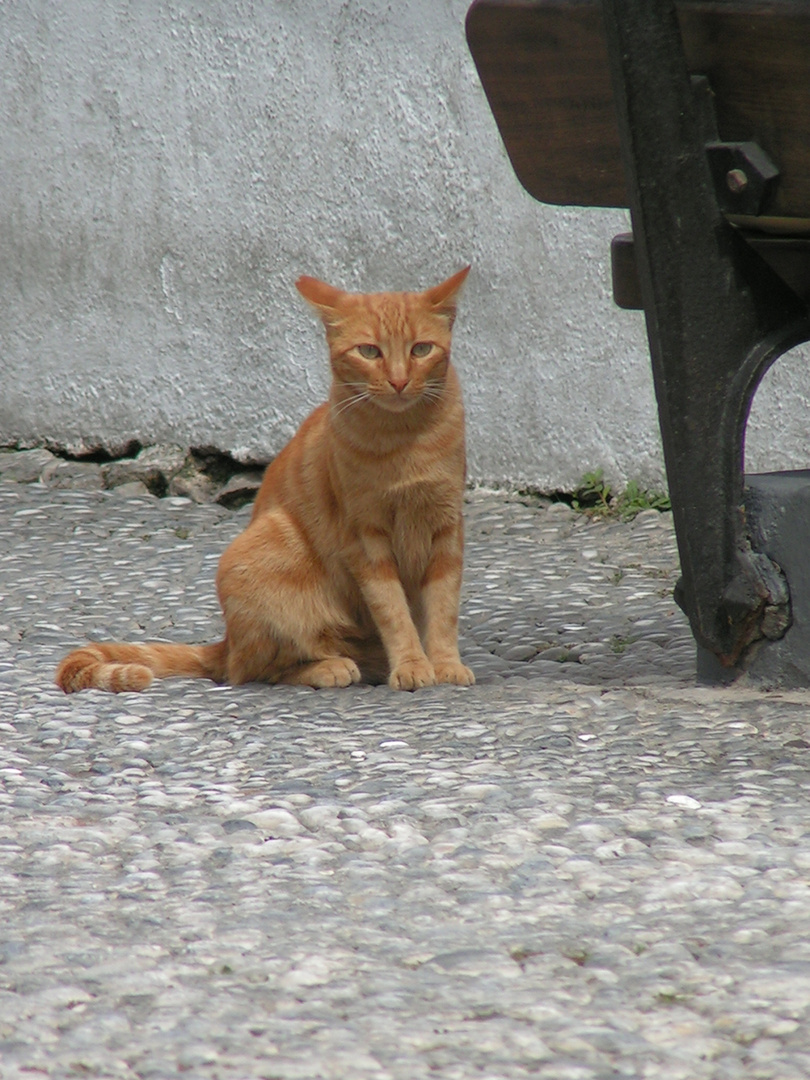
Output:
top-left (467, 0), bottom-right (810, 674)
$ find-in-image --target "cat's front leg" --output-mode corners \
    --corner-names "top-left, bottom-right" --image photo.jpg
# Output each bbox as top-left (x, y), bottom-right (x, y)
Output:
top-left (421, 521), bottom-right (475, 686)
top-left (388, 656), bottom-right (436, 691)
top-left (350, 527), bottom-right (436, 690)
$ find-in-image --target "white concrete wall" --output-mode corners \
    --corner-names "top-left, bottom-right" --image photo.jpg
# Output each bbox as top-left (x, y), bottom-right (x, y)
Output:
top-left (1, 0), bottom-right (807, 490)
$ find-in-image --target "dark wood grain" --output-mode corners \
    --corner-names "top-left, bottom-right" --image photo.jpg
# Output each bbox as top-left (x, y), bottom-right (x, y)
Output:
top-left (466, 0), bottom-right (810, 219)
top-left (612, 231), bottom-right (810, 309)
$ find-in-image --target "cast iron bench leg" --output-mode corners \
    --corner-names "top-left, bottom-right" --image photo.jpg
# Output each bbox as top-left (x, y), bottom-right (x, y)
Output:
top-left (601, 0), bottom-right (810, 665)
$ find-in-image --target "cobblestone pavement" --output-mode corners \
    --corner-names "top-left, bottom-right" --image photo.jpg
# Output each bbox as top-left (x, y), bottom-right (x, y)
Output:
top-left (2, 478), bottom-right (810, 1079)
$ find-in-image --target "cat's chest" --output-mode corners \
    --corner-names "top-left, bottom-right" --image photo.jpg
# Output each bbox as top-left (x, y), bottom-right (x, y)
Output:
top-left (389, 481), bottom-right (458, 558)
top-left (334, 412), bottom-right (464, 540)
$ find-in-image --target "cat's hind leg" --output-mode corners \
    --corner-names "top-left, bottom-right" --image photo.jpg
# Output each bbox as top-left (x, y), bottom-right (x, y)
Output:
top-left (277, 656), bottom-right (361, 688)
top-left (216, 510), bottom-right (360, 687)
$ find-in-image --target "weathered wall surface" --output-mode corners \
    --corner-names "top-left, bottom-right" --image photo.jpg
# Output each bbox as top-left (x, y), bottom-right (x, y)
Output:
top-left (1, 0), bottom-right (807, 489)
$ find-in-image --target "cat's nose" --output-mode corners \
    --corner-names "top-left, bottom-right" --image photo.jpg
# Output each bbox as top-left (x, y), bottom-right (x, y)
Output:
top-left (388, 377), bottom-right (409, 394)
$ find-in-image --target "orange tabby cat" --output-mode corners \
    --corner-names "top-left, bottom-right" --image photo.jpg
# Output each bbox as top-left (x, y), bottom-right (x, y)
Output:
top-left (56, 267), bottom-right (475, 694)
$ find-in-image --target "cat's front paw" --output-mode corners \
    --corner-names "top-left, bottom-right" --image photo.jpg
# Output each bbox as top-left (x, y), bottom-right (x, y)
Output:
top-left (389, 657), bottom-right (436, 691)
top-left (433, 661), bottom-right (475, 686)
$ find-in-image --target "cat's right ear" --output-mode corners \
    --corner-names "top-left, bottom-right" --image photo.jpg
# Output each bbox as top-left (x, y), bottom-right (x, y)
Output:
top-left (296, 276), bottom-right (346, 326)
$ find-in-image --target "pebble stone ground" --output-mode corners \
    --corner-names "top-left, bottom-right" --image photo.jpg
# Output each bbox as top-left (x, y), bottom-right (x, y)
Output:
top-left (2, 473), bottom-right (810, 1079)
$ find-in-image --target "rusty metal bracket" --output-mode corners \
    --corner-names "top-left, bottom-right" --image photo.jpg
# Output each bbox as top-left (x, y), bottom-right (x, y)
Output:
top-left (601, 0), bottom-right (810, 664)
top-left (689, 72), bottom-right (781, 217)
top-left (705, 141), bottom-right (780, 216)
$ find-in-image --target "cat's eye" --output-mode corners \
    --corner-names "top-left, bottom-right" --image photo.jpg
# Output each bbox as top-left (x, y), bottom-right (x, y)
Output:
top-left (357, 344), bottom-right (382, 360)
top-left (411, 342), bottom-right (433, 358)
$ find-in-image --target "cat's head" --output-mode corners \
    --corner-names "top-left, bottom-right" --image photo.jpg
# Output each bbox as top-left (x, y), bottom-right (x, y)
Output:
top-left (296, 267), bottom-right (470, 413)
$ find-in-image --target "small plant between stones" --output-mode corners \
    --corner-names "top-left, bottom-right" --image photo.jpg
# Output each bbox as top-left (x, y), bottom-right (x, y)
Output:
top-left (571, 469), bottom-right (671, 520)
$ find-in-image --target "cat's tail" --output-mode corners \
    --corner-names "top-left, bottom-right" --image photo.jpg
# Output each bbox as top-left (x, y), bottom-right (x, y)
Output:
top-left (55, 640), bottom-right (228, 694)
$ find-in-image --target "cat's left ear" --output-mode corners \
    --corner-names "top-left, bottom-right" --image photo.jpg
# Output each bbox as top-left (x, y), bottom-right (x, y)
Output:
top-left (423, 266), bottom-right (471, 326)
top-left (296, 276), bottom-right (346, 327)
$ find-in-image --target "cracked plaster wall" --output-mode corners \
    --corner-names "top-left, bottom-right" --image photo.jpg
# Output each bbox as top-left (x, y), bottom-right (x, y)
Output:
top-left (1, 0), bottom-right (807, 489)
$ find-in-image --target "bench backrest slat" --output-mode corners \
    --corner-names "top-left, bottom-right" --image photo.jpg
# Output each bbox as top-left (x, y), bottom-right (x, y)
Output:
top-left (467, 0), bottom-right (810, 220)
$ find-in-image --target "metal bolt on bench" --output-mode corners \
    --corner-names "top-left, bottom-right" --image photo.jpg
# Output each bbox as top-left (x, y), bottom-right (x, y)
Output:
top-left (467, 0), bottom-right (810, 686)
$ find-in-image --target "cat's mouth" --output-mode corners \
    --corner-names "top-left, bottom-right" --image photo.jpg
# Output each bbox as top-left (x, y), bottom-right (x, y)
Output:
top-left (373, 391), bottom-right (423, 412)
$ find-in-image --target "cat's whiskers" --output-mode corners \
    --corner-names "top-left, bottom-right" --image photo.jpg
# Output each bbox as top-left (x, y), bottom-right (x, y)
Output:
top-left (330, 388), bottom-right (372, 419)
top-left (421, 382), bottom-right (446, 404)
